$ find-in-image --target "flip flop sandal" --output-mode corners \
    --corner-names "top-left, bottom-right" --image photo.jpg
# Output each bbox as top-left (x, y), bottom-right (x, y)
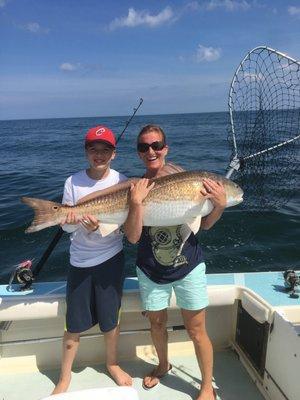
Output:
top-left (142, 364), bottom-right (173, 390)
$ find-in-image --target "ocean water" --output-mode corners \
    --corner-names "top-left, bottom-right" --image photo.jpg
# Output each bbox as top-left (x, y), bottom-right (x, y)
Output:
top-left (0, 112), bottom-right (299, 284)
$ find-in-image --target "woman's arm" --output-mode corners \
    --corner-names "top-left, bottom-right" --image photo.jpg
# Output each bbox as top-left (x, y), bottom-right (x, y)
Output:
top-left (200, 178), bottom-right (226, 230)
top-left (123, 179), bottom-right (154, 244)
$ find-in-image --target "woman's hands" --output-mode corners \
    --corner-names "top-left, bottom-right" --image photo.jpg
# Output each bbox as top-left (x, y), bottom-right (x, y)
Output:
top-left (200, 178), bottom-right (227, 230)
top-left (129, 178), bottom-right (155, 206)
top-left (123, 179), bottom-right (155, 244)
top-left (201, 178), bottom-right (227, 210)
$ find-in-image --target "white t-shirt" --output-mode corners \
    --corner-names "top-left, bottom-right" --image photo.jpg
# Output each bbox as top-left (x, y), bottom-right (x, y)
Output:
top-left (62, 168), bottom-right (127, 268)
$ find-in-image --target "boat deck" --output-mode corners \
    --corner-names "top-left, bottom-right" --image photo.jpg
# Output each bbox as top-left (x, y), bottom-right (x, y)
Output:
top-left (1, 349), bottom-right (264, 400)
top-left (1, 270), bottom-right (299, 400)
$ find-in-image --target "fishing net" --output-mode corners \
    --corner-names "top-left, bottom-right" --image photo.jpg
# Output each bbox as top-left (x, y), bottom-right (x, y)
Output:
top-left (227, 46), bottom-right (300, 210)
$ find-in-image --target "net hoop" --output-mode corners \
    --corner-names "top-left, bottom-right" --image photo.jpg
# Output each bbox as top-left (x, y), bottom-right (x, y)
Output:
top-left (228, 45), bottom-right (300, 164)
top-left (226, 45), bottom-right (300, 209)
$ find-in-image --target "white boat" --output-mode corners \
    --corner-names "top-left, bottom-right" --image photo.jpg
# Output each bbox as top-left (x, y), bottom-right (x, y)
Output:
top-left (0, 271), bottom-right (299, 400)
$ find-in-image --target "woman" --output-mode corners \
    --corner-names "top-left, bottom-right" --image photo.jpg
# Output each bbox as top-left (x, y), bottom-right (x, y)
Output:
top-left (124, 125), bottom-right (226, 400)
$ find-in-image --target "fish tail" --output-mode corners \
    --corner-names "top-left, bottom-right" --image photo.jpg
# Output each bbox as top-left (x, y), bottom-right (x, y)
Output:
top-left (21, 197), bottom-right (62, 233)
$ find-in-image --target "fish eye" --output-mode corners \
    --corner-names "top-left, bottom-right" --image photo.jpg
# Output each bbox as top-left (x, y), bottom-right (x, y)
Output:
top-left (53, 206), bottom-right (59, 210)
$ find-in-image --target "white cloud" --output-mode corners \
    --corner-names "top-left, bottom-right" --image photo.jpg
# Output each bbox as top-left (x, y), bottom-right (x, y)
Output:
top-left (60, 63), bottom-right (79, 72)
top-left (242, 72), bottom-right (264, 82)
top-left (196, 45), bottom-right (221, 62)
top-left (185, 1), bottom-right (200, 11)
top-left (59, 62), bottom-right (103, 75)
top-left (280, 61), bottom-right (299, 73)
top-left (0, 0), bottom-right (7, 8)
top-left (23, 22), bottom-right (49, 34)
top-left (204, 0), bottom-right (250, 11)
top-left (288, 6), bottom-right (300, 17)
top-left (26, 22), bottom-right (41, 33)
top-left (108, 6), bottom-right (175, 30)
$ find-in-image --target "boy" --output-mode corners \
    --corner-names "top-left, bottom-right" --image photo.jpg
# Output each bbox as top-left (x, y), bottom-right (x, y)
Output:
top-left (52, 126), bottom-right (132, 394)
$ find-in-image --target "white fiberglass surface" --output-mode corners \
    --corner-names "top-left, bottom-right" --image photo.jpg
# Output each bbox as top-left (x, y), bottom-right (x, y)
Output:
top-left (1, 350), bottom-right (265, 400)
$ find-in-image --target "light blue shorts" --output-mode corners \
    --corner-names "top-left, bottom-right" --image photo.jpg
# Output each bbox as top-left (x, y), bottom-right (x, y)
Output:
top-left (136, 262), bottom-right (209, 311)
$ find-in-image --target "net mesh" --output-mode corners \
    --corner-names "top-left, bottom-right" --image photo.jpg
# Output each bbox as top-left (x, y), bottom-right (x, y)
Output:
top-left (228, 46), bottom-right (300, 210)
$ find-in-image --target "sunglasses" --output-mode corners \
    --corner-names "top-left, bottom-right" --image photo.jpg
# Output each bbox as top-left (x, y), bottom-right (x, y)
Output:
top-left (137, 141), bottom-right (165, 153)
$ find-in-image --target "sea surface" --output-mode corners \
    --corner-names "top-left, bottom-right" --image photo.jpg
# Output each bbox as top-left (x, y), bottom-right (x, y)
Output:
top-left (0, 112), bottom-right (299, 284)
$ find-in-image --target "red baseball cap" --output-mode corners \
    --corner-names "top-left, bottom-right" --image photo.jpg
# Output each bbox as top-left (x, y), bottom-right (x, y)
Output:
top-left (85, 125), bottom-right (116, 148)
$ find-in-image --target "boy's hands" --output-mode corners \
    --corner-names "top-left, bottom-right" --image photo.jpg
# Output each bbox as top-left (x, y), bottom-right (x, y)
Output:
top-left (129, 178), bottom-right (155, 206)
top-left (80, 215), bottom-right (100, 232)
top-left (60, 212), bottom-right (99, 232)
top-left (60, 211), bottom-right (78, 226)
top-left (201, 178), bottom-right (226, 210)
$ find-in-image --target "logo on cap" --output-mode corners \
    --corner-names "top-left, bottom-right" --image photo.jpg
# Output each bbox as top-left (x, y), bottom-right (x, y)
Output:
top-left (95, 127), bottom-right (106, 136)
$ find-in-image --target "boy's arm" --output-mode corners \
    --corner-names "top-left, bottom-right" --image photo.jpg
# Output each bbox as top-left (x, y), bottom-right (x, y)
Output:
top-left (200, 178), bottom-right (226, 231)
top-left (123, 179), bottom-right (154, 244)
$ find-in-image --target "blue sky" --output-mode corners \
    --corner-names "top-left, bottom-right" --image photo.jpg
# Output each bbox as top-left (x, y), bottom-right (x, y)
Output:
top-left (1, 0), bottom-right (300, 120)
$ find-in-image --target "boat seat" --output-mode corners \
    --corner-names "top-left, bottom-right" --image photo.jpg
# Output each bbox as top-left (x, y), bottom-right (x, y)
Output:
top-left (240, 290), bottom-right (272, 323)
top-left (40, 387), bottom-right (139, 400)
top-left (207, 285), bottom-right (238, 306)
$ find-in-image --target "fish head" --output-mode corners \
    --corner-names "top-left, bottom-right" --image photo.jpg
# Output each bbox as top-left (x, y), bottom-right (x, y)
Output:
top-left (223, 179), bottom-right (244, 207)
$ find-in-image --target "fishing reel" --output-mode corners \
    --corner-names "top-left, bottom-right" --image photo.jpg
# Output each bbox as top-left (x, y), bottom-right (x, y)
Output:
top-left (8, 260), bottom-right (35, 291)
top-left (283, 269), bottom-right (300, 298)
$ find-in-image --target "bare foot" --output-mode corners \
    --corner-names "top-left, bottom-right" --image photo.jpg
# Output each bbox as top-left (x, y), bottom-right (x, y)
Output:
top-left (143, 363), bottom-right (172, 389)
top-left (196, 386), bottom-right (216, 400)
top-left (51, 375), bottom-right (71, 395)
top-left (107, 364), bottom-right (133, 386)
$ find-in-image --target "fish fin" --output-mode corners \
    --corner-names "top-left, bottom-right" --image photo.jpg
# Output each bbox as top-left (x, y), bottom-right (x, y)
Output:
top-left (176, 219), bottom-right (200, 259)
top-left (77, 178), bottom-right (138, 204)
top-left (155, 162), bottom-right (185, 178)
top-left (179, 217), bottom-right (201, 242)
top-left (200, 199), bottom-right (214, 217)
top-left (98, 223), bottom-right (120, 237)
top-left (21, 197), bottom-right (62, 233)
top-left (186, 216), bottom-right (202, 234)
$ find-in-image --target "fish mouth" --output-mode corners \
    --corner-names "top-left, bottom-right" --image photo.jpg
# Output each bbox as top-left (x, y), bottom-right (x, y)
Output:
top-left (237, 196), bottom-right (244, 204)
top-left (226, 194), bottom-right (244, 207)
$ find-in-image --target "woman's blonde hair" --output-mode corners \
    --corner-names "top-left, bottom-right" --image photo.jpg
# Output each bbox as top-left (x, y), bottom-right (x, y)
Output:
top-left (137, 125), bottom-right (166, 144)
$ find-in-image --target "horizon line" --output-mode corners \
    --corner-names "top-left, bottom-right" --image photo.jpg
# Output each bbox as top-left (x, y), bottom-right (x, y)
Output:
top-left (0, 110), bottom-right (228, 123)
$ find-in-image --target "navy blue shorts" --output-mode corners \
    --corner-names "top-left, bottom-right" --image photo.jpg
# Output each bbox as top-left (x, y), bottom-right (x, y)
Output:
top-left (66, 251), bottom-right (125, 333)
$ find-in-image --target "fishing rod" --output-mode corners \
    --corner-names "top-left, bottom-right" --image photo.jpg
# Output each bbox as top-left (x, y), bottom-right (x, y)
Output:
top-left (9, 98), bottom-right (144, 291)
top-left (116, 98), bottom-right (143, 143)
